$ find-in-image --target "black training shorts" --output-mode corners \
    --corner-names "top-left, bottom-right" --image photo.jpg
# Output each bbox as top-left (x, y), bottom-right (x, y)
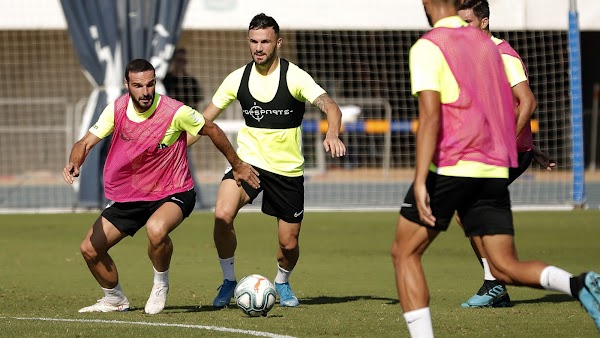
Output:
top-left (399, 172), bottom-right (513, 237)
top-left (101, 188), bottom-right (196, 236)
top-left (223, 166), bottom-right (304, 223)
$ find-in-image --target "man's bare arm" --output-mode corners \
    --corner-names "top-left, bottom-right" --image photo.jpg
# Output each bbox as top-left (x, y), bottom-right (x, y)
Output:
top-left (313, 93), bottom-right (346, 158)
top-left (414, 90), bottom-right (441, 226)
top-left (512, 81), bottom-right (537, 137)
top-left (62, 132), bottom-right (102, 184)
top-left (188, 102), bottom-right (225, 147)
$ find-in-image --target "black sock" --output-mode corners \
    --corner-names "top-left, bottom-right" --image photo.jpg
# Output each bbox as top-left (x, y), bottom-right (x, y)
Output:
top-left (570, 272), bottom-right (587, 301)
top-left (477, 280), bottom-right (503, 296)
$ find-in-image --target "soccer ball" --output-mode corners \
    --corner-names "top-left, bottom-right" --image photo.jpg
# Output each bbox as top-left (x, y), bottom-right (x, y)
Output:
top-left (234, 274), bottom-right (277, 317)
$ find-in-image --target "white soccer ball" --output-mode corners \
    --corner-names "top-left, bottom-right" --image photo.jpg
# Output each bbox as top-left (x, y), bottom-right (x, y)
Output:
top-left (234, 274), bottom-right (277, 317)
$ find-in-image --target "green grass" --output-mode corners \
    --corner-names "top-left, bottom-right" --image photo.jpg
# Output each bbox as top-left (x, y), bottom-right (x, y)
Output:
top-left (0, 211), bottom-right (598, 337)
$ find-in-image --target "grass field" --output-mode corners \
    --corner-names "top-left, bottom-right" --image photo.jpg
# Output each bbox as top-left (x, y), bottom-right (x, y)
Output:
top-left (0, 210), bottom-right (599, 337)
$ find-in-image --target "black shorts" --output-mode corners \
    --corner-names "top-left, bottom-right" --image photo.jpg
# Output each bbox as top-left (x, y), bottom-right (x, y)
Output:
top-left (101, 189), bottom-right (196, 236)
top-left (223, 166), bottom-right (304, 223)
top-left (399, 172), bottom-right (513, 237)
top-left (508, 151), bottom-right (533, 184)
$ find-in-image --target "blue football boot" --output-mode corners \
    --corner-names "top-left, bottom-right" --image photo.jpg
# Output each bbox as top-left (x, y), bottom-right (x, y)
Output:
top-left (461, 280), bottom-right (511, 308)
top-left (275, 282), bottom-right (299, 307)
top-left (213, 279), bottom-right (237, 308)
top-left (579, 271), bottom-right (600, 332)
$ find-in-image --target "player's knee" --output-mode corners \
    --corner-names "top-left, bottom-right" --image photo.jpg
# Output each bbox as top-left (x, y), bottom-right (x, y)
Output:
top-left (390, 241), bottom-right (409, 266)
top-left (146, 223), bottom-right (169, 245)
top-left (214, 207), bottom-right (235, 226)
top-left (80, 240), bottom-right (101, 262)
top-left (390, 242), bottom-right (399, 262)
top-left (279, 237), bottom-right (298, 252)
top-left (279, 244), bottom-right (297, 253)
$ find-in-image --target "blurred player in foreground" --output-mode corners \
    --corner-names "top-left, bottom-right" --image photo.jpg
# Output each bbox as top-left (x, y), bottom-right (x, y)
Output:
top-left (63, 59), bottom-right (258, 315)
top-left (390, 1), bottom-right (600, 336)
top-left (457, 0), bottom-right (555, 308)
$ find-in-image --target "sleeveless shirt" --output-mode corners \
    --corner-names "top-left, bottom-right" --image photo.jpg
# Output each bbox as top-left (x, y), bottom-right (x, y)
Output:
top-left (422, 26), bottom-right (518, 168)
top-left (104, 94), bottom-right (193, 202)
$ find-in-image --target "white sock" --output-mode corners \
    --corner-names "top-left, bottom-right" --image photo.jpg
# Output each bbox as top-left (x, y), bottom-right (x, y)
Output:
top-left (153, 267), bottom-right (169, 286)
top-left (102, 282), bottom-right (126, 302)
top-left (540, 266), bottom-right (573, 295)
top-left (403, 307), bottom-right (434, 338)
top-left (482, 258), bottom-right (496, 281)
top-left (274, 265), bottom-right (292, 284)
top-left (219, 257), bottom-right (236, 281)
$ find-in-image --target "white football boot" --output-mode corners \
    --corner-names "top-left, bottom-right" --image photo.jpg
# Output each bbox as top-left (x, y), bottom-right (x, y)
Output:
top-left (144, 284), bottom-right (169, 314)
top-left (78, 296), bottom-right (130, 313)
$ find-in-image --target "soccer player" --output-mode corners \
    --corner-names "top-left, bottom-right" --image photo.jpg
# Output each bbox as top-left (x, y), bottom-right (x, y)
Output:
top-left (189, 13), bottom-right (346, 308)
top-left (62, 59), bottom-right (259, 314)
top-left (457, 0), bottom-right (555, 308)
top-left (390, 1), bottom-right (600, 336)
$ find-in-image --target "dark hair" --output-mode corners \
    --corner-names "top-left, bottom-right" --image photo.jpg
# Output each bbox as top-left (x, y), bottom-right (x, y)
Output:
top-left (125, 59), bottom-right (155, 81)
top-left (459, 0), bottom-right (490, 22)
top-left (249, 13), bottom-right (280, 35)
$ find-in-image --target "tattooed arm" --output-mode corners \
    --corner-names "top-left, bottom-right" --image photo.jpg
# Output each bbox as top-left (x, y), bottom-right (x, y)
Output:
top-left (313, 93), bottom-right (346, 158)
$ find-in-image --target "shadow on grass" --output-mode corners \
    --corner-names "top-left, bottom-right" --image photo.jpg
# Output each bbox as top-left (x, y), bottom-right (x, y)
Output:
top-left (510, 293), bottom-right (574, 306)
top-left (150, 295), bottom-right (399, 313)
top-left (160, 305), bottom-right (287, 317)
top-left (138, 305), bottom-right (228, 313)
top-left (299, 295), bottom-right (399, 305)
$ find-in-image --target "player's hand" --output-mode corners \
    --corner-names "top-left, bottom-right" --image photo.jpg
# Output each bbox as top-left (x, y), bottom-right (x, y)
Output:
top-left (323, 133), bottom-right (346, 158)
top-left (233, 162), bottom-right (260, 189)
top-left (414, 183), bottom-right (435, 226)
top-left (532, 147), bottom-right (555, 170)
top-left (62, 162), bottom-right (80, 185)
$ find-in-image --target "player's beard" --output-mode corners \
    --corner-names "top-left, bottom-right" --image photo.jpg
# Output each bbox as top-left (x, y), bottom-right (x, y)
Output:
top-left (131, 93), bottom-right (154, 112)
top-left (252, 50), bottom-right (275, 66)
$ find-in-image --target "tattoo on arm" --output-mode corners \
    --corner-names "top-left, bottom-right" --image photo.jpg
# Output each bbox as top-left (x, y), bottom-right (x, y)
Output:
top-left (313, 93), bottom-right (333, 112)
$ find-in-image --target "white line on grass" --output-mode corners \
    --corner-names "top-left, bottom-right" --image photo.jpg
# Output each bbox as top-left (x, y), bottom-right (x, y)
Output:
top-left (0, 316), bottom-right (296, 338)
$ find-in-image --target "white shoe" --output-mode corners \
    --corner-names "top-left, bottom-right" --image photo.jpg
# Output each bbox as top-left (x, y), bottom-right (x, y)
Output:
top-left (144, 284), bottom-right (169, 314)
top-left (78, 297), bottom-right (130, 313)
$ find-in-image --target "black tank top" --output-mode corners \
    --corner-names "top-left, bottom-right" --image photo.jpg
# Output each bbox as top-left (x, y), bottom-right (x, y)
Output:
top-left (237, 59), bottom-right (305, 129)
